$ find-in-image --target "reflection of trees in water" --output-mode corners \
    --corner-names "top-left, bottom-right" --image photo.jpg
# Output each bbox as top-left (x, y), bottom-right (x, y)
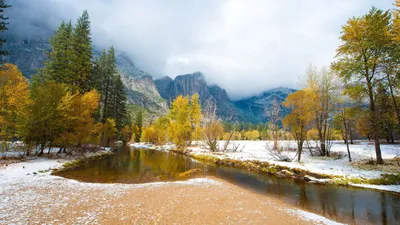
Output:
top-left (298, 184), bottom-right (311, 210)
top-left (381, 192), bottom-right (387, 225)
top-left (315, 186), bottom-right (339, 222)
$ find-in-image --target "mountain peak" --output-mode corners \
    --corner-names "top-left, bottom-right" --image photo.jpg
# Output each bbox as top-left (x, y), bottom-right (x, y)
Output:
top-left (175, 71), bottom-right (205, 81)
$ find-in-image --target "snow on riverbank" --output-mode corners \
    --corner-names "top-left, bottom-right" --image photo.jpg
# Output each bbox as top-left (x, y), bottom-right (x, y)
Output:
top-left (0, 158), bottom-right (344, 225)
top-left (187, 140), bottom-right (400, 192)
top-left (187, 140), bottom-right (398, 177)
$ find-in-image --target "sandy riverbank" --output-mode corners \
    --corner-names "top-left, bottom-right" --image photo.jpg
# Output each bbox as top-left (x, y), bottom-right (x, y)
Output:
top-left (0, 158), bottom-right (341, 225)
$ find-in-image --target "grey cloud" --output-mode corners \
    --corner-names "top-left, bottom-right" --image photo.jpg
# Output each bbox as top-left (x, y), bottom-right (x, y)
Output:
top-left (6, 0), bottom-right (394, 100)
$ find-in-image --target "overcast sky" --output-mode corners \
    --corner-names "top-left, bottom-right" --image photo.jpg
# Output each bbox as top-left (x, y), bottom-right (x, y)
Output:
top-left (7, 0), bottom-right (394, 99)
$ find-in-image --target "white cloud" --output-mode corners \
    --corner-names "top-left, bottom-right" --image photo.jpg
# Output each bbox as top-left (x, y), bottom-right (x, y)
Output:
top-left (7, 0), bottom-right (394, 99)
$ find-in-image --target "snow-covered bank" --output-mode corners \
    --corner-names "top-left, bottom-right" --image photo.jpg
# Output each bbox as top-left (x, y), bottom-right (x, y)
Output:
top-left (0, 158), bottom-right (344, 225)
top-left (186, 140), bottom-right (400, 192)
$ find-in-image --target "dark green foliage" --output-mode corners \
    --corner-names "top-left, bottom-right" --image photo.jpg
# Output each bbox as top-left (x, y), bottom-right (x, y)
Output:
top-left (70, 10), bottom-right (92, 91)
top-left (42, 21), bottom-right (73, 84)
top-left (21, 82), bottom-right (68, 154)
top-left (93, 46), bottom-right (127, 130)
top-left (39, 11), bottom-right (92, 92)
top-left (0, 0), bottom-right (11, 59)
top-left (111, 74), bottom-right (127, 130)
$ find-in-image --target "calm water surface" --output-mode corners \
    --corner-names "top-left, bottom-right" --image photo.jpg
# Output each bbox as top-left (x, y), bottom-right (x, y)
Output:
top-left (55, 146), bottom-right (400, 225)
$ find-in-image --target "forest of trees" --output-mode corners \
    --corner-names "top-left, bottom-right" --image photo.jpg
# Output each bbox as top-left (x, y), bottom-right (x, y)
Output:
top-left (0, 10), bottom-right (128, 155)
top-left (2, 1), bottom-right (400, 165)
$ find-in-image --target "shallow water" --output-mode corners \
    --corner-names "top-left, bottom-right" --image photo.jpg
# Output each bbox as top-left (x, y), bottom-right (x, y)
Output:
top-left (56, 147), bottom-right (400, 225)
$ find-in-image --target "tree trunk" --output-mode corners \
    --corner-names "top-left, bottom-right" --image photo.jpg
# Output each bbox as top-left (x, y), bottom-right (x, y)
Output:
top-left (346, 138), bottom-right (352, 162)
top-left (350, 130), bottom-right (354, 144)
top-left (38, 145), bottom-right (44, 156)
top-left (273, 130), bottom-right (278, 150)
top-left (366, 75), bottom-right (383, 164)
top-left (343, 115), bottom-right (351, 162)
top-left (297, 141), bottom-right (303, 162)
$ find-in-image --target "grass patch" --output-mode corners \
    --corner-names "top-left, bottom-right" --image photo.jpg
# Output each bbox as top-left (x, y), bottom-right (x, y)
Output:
top-left (353, 158), bottom-right (400, 173)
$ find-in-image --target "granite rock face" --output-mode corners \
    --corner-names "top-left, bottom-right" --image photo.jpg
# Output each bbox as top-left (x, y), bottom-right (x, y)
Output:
top-left (208, 85), bottom-right (241, 121)
top-left (155, 72), bottom-right (242, 121)
top-left (154, 76), bottom-right (173, 101)
top-left (233, 87), bottom-right (296, 123)
top-left (4, 39), bottom-right (48, 79)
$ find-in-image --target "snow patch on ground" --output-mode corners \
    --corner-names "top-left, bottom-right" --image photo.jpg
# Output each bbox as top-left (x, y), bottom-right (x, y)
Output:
top-left (350, 183), bottom-right (400, 193)
top-left (188, 140), bottom-right (400, 180)
top-left (286, 209), bottom-right (346, 225)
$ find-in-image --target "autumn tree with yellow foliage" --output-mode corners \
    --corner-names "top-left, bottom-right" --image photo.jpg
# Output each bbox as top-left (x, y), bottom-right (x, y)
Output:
top-left (56, 90), bottom-right (101, 149)
top-left (282, 90), bottom-right (317, 162)
top-left (0, 64), bottom-right (29, 151)
top-left (168, 94), bottom-right (202, 151)
top-left (331, 7), bottom-right (392, 164)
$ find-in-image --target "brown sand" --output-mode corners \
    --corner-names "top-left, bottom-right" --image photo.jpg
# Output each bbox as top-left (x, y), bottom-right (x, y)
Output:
top-left (1, 176), bottom-right (324, 224)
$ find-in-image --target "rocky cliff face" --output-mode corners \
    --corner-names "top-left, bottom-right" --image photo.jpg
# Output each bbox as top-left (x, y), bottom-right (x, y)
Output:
top-left (208, 85), bottom-right (241, 121)
top-left (155, 72), bottom-right (242, 121)
top-left (154, 76), bottom-right (173, 101)
top-left (233, 87), bottom-right (296, 123)
top-left (4, 39), bottom-right (48, 79)
top-left (169, 72), bottom-right (216, 113)
top-left (5, 38), bottom-right (168, 116)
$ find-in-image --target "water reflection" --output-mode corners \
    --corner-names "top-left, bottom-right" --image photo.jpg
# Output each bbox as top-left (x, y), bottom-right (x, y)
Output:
top-left (56, 148), bottom-right (210, 183)
top-left (56, 147), bottom-right (400, 225)
top-left (214, 167), bottom-right (400, 225)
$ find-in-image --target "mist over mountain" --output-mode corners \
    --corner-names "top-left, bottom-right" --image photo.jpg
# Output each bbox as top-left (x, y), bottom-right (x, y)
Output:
top-left (3, 1), bottom-right (301, 123)
top-left (5, 0), bottom-right (392, 100)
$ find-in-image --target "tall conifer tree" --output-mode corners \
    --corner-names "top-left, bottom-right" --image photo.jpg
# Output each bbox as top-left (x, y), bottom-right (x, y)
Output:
top-left (71, 10), bottom-right (92, 91)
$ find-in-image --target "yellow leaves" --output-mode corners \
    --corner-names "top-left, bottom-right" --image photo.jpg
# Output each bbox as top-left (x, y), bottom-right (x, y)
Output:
top-left (56, 89), bottom-right (101, 147)
top-left (203, 121), bottom-right (224, 140)
top-left (282, 90), bottom-right (317, 139)
top-left (190, 93), bottom-right (202, 127)
top-left (102, 118), bottom-right (117, 142)
top-left (0, 64), bottom-right (30, 141)
top-left (244, 130), bottom-right (260, 141)
top-left (168, 94), bottom-right (203, 150)
top-left (140, 116), bottom-right (169, 145)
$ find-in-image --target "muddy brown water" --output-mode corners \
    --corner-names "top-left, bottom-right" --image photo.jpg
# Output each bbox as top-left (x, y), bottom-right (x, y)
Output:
top-left (55, 146), bottom-right (400, 225)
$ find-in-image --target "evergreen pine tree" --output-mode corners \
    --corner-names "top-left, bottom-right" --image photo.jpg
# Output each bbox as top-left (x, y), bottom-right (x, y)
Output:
top-left (111, 74), bottom-right (127, 130)
top-left (71, 10), bottom-right (92, 91)
top-left (43, 21), bottom-right (73, 84)
top-left (93, 47), bottom-right (118, 123)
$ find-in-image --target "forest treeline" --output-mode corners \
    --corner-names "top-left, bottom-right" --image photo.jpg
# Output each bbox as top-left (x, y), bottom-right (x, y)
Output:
top-left (0, 10), bottom-right (128, 155)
